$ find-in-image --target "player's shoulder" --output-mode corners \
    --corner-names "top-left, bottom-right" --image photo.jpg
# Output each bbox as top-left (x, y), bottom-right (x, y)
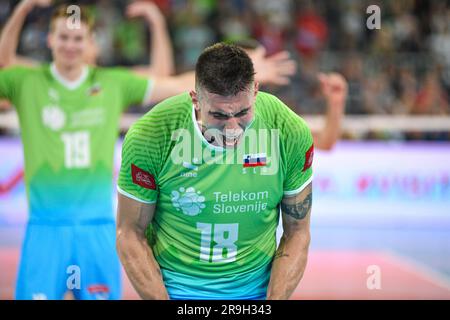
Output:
top-left (255, 91), bottom-right (310, 134)
top-left (126, 92), bottom-right (192, 140)
top-left (0, 63), bottom-right (46, 76)
top-left (152, 91), bottom-right (192, 110)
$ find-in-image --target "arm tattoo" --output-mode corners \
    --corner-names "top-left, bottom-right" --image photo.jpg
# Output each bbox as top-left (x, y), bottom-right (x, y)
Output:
top-left (281, 192), bottom-right (312, 220)
top-left (274, 250), bottom-right (290, 260)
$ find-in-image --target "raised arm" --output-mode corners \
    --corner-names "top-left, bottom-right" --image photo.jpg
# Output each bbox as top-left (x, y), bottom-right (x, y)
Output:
top-left (116, 193), bottom-right (169, 300)
top-left (312, 72), bottom-right (348, 150)
top-left (267, 183), bottom-right (312, 300)
top-left (0, 0), bottom-right (51, 67)
top-left (126, 1), bottom-right (175, 77)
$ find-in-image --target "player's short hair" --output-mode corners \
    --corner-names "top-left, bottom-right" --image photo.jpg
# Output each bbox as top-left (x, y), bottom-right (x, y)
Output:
top-left (50, 4), bottom-right (95, 32)
top-left (195, 43), bottom-right (255, 97)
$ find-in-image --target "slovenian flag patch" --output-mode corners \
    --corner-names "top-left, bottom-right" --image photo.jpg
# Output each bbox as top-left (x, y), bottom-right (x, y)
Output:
top-left (243, 153), bottom-right (267, 167)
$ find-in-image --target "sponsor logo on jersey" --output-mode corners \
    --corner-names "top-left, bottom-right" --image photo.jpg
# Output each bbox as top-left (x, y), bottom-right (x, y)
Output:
top-left (243, 153), bottom-right (267, 167)
top-left (171, 187), bottom-right (205, 216)
top-left (70, 107), bottom-right (106, 128)
top-left (303, 144), bottom-right (314, 172)
top-left (182, 162), bottom-right (198, 171)
top-left (180, 162), bottom-right (198, 177)
top-left (42, 105), bottom-right (66, 131)
top-left (88, 284), bottom-right (110, 300)
top-left (131, 164), bottom-right (156, 189)
top-left (212, 190), bottom-right (269, 214)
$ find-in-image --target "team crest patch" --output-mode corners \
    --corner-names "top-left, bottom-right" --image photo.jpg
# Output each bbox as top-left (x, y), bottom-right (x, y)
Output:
top-left (243, 153), bottom-right (267, 167)
top-left (42, 105), bottom-right (66, 131)
top-left (131, 164), bottom-right (156, 190)
top-left (87, 83), bottom-right (102, 96)
top-left (303, 144), bottom-right (314, 171)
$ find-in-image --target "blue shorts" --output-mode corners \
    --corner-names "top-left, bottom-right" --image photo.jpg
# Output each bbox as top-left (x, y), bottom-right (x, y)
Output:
top-left (15, 221), bottom-right (121, 300)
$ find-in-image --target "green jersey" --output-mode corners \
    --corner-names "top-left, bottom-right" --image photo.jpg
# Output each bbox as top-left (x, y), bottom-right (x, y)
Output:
top-left (118, 91), bottom-right (313, 299)
top-left (0, 63), bottom-right (151, 223)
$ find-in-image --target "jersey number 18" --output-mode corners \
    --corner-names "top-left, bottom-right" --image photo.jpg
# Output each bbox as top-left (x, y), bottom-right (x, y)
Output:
top-left (197, 223), bottom-right (238, 263)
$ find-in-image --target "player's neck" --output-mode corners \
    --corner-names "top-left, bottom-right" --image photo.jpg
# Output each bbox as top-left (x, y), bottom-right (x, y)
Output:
top-left (53, 62), bottom-right (86, 82)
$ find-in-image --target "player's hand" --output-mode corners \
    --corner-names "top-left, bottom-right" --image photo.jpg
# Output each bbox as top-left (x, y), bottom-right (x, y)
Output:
top-left (126, 1), bottom-right (165, 27)
top-left (318, 72), bottom-right (348, 111)
top-left (250, 46), bottom-right (297, 86)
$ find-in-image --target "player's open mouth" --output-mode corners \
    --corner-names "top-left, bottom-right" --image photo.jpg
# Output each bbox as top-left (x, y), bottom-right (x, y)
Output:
top-left (222, 133), bottom-right (243, 147)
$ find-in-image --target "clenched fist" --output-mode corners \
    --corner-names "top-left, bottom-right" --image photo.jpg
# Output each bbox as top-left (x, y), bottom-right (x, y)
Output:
top-left (318, 72), bottom-right (348, 110)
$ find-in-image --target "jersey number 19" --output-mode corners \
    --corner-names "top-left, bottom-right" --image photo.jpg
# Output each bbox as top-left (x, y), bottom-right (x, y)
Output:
top-left (61, 131), bottom-right (91, 168)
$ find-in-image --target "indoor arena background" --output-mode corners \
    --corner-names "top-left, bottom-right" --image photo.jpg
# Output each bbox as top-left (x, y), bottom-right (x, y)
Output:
top-left (1, 0), bottom-right (449, 299)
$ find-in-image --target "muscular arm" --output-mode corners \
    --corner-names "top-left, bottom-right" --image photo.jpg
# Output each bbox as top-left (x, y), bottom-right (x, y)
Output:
top-left (267, 183), bottom-right (312, 300)
top-left (116, 193), bottom-right (169, 300)
top-left (0, 0), bottom-right (49, 67)
top-left (312, 100), bottom-right (344, 150)
top-left (312, 73), bottom-right (347, 151)
top-left (147, 71), bottom-right (195, 104)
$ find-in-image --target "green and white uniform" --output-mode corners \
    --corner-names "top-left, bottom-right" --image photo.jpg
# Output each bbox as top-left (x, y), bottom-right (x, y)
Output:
top-left (118, 91), bottom-right (313, 299)
top-left (0, 63), bottom-right (151, 299)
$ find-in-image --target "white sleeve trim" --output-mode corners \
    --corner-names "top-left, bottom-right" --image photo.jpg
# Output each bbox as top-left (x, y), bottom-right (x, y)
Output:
top-left (283, 175), bottom-right (313, 197)
top-left (142, 79), bottom-right (154, 105)
top-left (117, 186), bottom-right (156, 204)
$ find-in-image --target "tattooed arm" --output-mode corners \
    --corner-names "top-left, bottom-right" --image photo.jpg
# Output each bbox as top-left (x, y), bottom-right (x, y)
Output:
top-left (116, 193), bottom-right (169, 299)
top-left (267, 183), bottom-right (312, 299)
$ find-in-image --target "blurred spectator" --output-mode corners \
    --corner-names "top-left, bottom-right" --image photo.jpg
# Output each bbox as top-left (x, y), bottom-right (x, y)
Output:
top-left (172, 0), bottom-right (217, 71)
top-left (340, 53), bottom-right (365, 114)
top-left (294, 2), bottom-right (328, 60)
top-left (91, 0), bottom-right (121, 66)
top-left (413, 70), bottom-right (449, 115)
